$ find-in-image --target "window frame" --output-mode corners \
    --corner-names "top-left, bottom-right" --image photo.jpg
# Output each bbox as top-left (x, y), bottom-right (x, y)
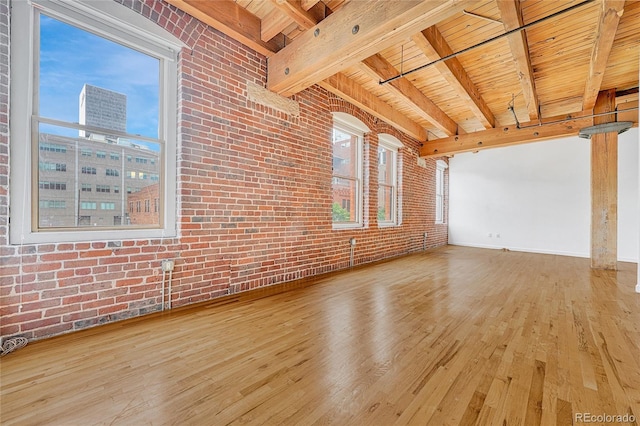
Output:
top-left (435, 159), bottom-right (448, 224)
top-left (377, 134), bottom-right (403, 227)
top-left (331, 114), bottom-right (366, 229)
top-left (10, 0), bottom-right (183, 244)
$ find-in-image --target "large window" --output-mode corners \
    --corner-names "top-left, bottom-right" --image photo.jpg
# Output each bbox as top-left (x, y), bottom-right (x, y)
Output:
top-left (435, 160), bottom-right (448, 224)
top-left (10, 0), bottom-right (182, 243)
top-left (377, 134), bottom-right (403, 227)
top-left (332, 120), bottom-right (364, 228)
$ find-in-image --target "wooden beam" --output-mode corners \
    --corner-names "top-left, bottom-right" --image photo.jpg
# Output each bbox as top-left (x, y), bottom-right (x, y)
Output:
top-left (271, 0), bottom-right (319, 29)
top-left (165, 0), bottom-right (282, 57)
top-left (261, 8), bottom-right (294, 42)
top-left (412, 26), bottom-right (495, 129)
top-left (591, 89), bottom-right (618, 269)
top-left (300, 0), bottom-right (320, 11)
top-left (497, 0), bottom-right (539, 120)
top-left (583, 0), bottom-right (625, 110)
top-left (419, 111), bottom-right (594, 157)
top-left (360, 54), bottom-right (459, 136)
top-left (267, 0), bottom-right (469, 96)
top-left (319, 73), bottom-right (427, 141)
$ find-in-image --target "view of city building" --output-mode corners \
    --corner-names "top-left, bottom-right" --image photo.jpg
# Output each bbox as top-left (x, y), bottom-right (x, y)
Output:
top-left (37, 85), bottom-right (160, 228)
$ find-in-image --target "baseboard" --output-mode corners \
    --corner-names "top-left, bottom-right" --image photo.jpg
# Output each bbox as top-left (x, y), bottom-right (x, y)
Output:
top-left (447, 242), bottom-right (589, 259)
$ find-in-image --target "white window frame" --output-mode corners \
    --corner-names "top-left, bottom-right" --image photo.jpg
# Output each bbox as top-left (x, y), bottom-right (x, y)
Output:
top-left (377, 134), bottom-right (403, 227)
top-left (10, 0), bottom-right (183, 244)
top-left (331, 113), bottom-right (368, 229)
top-left (435, 159), bottom-right (448, 224)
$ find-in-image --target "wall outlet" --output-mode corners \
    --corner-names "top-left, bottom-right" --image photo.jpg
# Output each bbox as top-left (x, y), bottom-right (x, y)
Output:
top-left (162, 259), bottom-right (175, 272)
top-left (488, 233), bottom-right (492, 238)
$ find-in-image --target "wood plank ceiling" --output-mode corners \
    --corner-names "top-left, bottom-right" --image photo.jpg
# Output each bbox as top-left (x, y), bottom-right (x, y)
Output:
top-left (165, 0), bottom-right (639, 157)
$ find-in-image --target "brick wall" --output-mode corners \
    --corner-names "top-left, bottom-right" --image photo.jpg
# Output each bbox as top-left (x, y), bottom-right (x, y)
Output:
top-left (0, 0), bottom-right (449, 341)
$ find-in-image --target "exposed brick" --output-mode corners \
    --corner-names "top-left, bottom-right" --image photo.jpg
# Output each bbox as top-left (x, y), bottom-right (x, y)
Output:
top-left (1, 0), bottom-right (449, 342)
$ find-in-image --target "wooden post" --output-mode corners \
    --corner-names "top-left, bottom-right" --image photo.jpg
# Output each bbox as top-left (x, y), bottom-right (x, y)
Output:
top-left (591, 89), bottom-right (618, 270)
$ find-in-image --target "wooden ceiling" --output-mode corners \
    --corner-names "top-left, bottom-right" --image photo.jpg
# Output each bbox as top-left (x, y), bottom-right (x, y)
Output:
top-left (165, 0), bottom-right (639, 156)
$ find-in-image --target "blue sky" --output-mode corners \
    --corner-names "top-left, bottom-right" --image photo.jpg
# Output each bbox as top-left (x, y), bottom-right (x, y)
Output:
top-left (39, 13), bottom-right (160, 140)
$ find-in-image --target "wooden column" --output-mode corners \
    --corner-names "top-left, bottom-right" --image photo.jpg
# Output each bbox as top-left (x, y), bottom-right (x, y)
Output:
top-left (591, 89), bottom-right (618, 270)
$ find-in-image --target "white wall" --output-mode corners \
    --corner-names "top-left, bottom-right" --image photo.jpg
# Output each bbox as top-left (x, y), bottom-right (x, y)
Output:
top-left (448, 128), bottom-right (639, 262)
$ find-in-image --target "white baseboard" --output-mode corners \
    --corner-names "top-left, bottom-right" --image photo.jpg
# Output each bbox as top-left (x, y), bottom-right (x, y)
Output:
top-left (447, 242), bottom-right (588, 259)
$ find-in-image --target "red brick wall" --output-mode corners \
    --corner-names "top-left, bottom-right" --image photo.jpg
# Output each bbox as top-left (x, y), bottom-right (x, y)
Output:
top-left (0, 0), bottom-right (449, 341)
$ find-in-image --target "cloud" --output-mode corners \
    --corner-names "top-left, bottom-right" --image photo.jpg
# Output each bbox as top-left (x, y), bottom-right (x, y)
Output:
top-left (39, 14), bottom-right (160, 138)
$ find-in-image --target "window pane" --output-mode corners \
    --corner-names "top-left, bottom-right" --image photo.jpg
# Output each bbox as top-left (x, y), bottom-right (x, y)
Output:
top-left (378, 146), bottom-right (394, 185)
top-left (37, 123), bottom-right (161, 228)
top-left (332, 128), bottom-right (358, 178)
top-left (39, 13), bottom-right (160, 139)
top-left (378, 185), bottom-right (393, 222)
top-left (332, 177), bottom-right (357, 222)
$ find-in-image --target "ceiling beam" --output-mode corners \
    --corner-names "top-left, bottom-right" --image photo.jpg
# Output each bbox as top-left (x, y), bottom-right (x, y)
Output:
top-left (319, 73), bottom-right (427, 141)
top-left (261, 8), bottom-right (295, 42)
top-left (301, 0), bottom-right (320, 11)
top-left (411, 26), bottom-right (495, 129)
top-left (165, 0), bottom-right (282, 57)
top-left (419, 111), bottom-right (596, 157)
top-left (359, 54), bottom-right (459, 136)
top-left (271, 0), bottom-right (320, 29)
top-left (267, 0), bottom-right (469, 96)
top-left (497, 0), bottom-right (539, 120)
top-left (582, 0), bottom-right (625, 110)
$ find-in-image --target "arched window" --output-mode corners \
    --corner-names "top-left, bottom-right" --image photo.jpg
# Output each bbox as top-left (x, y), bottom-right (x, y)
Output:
top-left (377, 134), bottom-right (403, 226)
top-left (331, 113), bottom-right (369, 228)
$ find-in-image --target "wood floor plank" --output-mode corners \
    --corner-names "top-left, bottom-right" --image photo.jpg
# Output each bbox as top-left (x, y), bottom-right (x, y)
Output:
top-left (1, 246), bottom-right (639, 425)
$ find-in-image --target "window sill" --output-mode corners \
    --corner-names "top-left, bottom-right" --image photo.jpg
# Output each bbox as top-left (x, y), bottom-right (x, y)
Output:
top-left (332, 223), bottom-right (363, 230)
top-left (378, 222), bottom-right (399, 228)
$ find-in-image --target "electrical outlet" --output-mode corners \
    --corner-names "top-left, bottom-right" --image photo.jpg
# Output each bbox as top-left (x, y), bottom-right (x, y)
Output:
top-left (488, 233), bottom-right (492, 238)
top-left (162, 259), bottom-right (175, 272)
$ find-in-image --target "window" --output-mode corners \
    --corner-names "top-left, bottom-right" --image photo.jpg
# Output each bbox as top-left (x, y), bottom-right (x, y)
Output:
top-left (331, 113), bottom-right (368, 228)
top-left (39, 181), bottom-right (67, 190)
top-left (136, 157), bottom-right (148, 164)
top-left (435, 160), bottom-right (448, 224)
top-left (114, 186), bottom-right (120, 194)
top-left (81, 202), bottom-right (97, 210)
top-left (39, 200), bottom-right (66, 209)
top-left (377, 134), bottom-right (403, 227)
top-left (10, 0), bottom-right (181, 243)
top-left (145, 199), bottom-right (150, 213)
top-left (39, 162), bottom-right (67, 172)
top-left (96, 185), bottom-right (110, 193)
top-left (39, 142), bottom-right (66, 153)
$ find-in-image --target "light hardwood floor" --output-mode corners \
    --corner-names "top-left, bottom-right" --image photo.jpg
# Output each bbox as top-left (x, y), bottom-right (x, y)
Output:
top-left (1, 246), bottom-right (639, 425)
